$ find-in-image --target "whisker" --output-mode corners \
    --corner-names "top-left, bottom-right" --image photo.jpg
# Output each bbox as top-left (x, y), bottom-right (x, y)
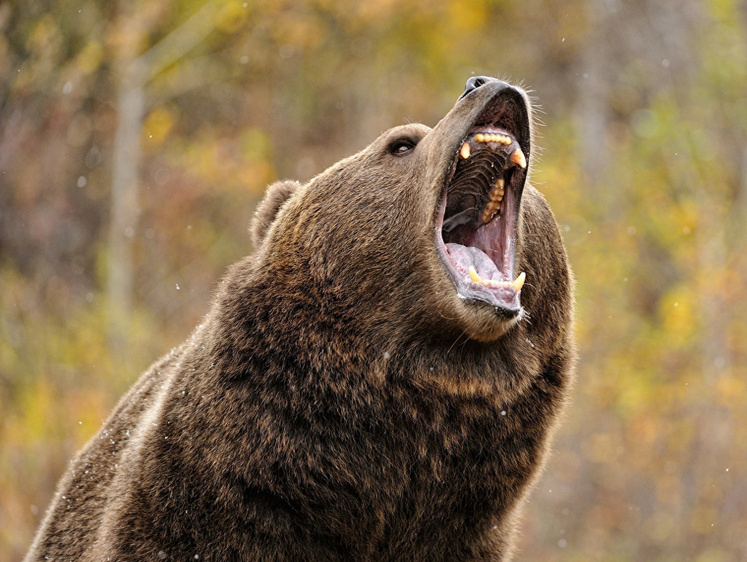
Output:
top-left (447, 331), bottom-right (468, 354)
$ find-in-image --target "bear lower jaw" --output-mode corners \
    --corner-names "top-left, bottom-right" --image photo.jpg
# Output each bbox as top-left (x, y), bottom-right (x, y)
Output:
top-left (443, 244), bottom-right (525, 293)
top-left (434, 223), bottom-right (523, 316)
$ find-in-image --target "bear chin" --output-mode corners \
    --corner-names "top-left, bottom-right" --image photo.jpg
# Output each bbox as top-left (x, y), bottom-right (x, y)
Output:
top-left (457, 302), bottom-right (524, 343)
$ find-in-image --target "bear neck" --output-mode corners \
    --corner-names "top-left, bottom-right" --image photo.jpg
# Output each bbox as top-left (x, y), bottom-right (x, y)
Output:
top-left (206, 256), bottom-right (543, 407)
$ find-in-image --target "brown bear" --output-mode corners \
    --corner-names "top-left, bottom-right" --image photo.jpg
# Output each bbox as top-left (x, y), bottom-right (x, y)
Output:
top-left (25, 77), bottom-right (575, 561)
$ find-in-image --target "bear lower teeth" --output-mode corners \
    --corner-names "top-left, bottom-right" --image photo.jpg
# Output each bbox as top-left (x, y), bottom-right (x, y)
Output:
top-left (468, 266), bottom-right (526, 292)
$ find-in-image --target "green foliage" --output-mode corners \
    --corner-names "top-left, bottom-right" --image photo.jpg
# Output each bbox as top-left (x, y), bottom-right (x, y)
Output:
top-left (1, 0), bottom-right (746, 559)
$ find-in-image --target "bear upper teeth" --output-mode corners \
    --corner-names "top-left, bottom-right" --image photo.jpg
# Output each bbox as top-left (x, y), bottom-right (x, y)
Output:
top-left (459, 142), bottom-right (471, 159)
top-left (510, 148), bottom-right (527, 169)
top-left (475, 133), bottom-right (512, 146)
top-left (481, 179), bottom-right (506, 223)
top-left (455, 131), bottom-right (527, 224)
top-left (489, 178), bottom-right (505, 201)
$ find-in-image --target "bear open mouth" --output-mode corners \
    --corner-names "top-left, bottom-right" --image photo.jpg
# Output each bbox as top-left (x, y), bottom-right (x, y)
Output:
top-left (435, 98), bottom-right (529, 314)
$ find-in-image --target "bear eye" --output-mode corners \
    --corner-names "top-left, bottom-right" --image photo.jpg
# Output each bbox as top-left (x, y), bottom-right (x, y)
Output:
top-left (389, 138), bottom-right (418, 156)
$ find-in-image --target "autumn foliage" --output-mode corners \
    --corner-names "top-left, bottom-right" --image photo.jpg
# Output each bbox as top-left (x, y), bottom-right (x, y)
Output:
top-left (1, 0), bottom-right (746, 560)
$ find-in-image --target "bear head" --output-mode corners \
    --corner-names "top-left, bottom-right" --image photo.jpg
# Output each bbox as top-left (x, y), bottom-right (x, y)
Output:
top-left (251, 78), bottom-right (548, 344)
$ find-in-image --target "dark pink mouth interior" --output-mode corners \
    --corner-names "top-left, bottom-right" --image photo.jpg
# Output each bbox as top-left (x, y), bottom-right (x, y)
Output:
top-left (435, 124), bottom-right (527, 311)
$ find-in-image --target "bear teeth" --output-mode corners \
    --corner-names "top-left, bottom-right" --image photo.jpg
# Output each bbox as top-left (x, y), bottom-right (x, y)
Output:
top-left (489, 178), bottom-right (504, 202)
top-left (468, 266), bottom-right (526, 292)
top-left (471, 132), bottom-right (526, 168)
top-left (481, 179), bottom-right (505, 223)
top-left (459, 142), bottom-right (471, 159)
top-left (453, 131), bottom-right (526, 225)
top-left (475, 133), bottom-right (512, 146)
top-left (511, 272), bottom-right (526, 292)
top-left (481, 204), bottom-right (499, 224)
top-left (510, 148), bottom-right (527, 169)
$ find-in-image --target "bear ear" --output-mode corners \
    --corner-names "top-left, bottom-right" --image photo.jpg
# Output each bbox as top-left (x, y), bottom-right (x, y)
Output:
top-left (251, 180), bottom-right (301, 249)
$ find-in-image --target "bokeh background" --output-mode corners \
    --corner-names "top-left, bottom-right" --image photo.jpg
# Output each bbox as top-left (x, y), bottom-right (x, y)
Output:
top-left (2, 0), bottom-right (746, 559)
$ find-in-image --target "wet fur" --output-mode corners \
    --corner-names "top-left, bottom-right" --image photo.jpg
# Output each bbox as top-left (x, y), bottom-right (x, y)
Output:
top-left (26, 80), bottom-right (575, 561)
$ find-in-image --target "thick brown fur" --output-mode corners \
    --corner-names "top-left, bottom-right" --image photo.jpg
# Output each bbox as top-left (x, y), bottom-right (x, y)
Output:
top-left (26, 79), bottom-right (575, 561)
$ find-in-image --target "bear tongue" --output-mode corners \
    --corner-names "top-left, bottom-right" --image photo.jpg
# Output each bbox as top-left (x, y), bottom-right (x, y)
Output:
top-left (445, 243), bottom-right (503, 282)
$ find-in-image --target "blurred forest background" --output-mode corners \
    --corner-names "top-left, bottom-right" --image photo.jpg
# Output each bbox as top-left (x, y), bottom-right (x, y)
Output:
top-left (1, 0), bottom-right (746, 559)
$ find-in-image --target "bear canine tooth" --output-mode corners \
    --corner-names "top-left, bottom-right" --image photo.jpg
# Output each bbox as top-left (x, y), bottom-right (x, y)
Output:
top-left (511, 272), bottom-right (526, 292)
top-left (459, 142), bottom-right (471, 159)
top-left (510, 148), bottom-right (527, 169)
top-left (468, 266), bottom-right (483, 284)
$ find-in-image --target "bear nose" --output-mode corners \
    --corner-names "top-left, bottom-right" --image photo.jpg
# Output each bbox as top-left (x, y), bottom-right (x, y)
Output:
top-left (459, 76), bottom-right (511, 100)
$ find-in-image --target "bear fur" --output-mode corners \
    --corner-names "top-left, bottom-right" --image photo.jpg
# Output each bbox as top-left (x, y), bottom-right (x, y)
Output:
top-left (25, 77), bottom-right (574, 561)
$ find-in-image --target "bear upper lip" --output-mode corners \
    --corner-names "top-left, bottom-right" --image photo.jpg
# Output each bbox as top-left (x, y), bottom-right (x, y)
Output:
top-left (434, 89), bottom-right (530, 314)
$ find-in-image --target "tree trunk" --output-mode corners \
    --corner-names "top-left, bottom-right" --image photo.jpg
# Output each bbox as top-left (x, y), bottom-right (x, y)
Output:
top-left (105, 1), bottom-right (220, 355)
top-left (108, 68), bottom-right (145, 355)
